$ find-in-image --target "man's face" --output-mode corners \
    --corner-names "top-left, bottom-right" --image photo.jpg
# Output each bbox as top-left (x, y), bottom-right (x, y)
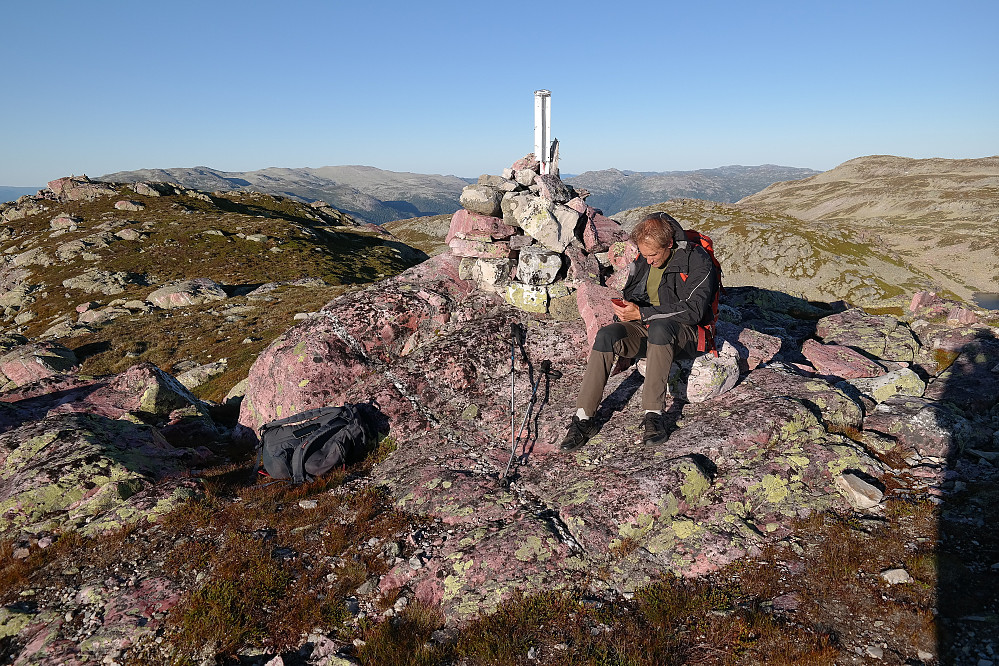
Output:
top-left (637, 240), bottom-right (670, 268)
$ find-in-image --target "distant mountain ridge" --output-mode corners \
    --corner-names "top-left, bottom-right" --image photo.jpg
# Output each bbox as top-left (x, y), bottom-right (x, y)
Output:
top-left (565, 164), bottom-right (822, 214)
top-left (95, 163), bottom-right (820, 225)
top-left (99, 165), bottom-right (471, 226)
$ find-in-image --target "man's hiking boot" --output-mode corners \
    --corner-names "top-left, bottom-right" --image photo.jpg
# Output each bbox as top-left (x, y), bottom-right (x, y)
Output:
top-left (642, 412), bottom-right (670, 445)
top-left (561, 415), bottom-right (598, 451)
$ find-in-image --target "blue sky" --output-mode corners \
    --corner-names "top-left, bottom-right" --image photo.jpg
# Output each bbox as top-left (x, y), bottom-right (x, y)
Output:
top-left (1, 0), bottom-right (996, 185)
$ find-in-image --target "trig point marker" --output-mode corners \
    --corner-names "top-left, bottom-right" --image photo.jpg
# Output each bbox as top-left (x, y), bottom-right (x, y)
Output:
top-left (534, 90), bottom-right (552, 175)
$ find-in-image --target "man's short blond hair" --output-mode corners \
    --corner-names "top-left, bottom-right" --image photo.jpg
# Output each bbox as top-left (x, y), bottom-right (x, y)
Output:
top-left (631, 211), bottom-right (680, 249)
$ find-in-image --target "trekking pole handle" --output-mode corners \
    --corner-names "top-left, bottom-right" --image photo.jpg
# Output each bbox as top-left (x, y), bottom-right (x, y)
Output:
top-left (541, 360), bottom-right (562, 380)
top-left (510, 323), bottom-right (524, 345)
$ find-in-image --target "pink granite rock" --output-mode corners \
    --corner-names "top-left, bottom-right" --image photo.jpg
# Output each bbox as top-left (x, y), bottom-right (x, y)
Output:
top-left (909, 290), bottom-right (940, 312)
top-left (575, 282), bottom-right (621, 348)
top-left (800, 339), bottom-right (885, 379)
top-left (582, 208), bottom-right (629, 253)
top-left (716, 320), bottom-right (782, 371)
top-left (565, 246), bottom-right (602, 285)
top-left (511, 154), bottom-right (540, 172)
top-left (445, 209), bottom-right (517, 245)
top-left (0, 342), bottom-right (78, 389)
top-left (447, 237), bottom-right (511, 260)
top-left (114, 199), bottom-right (145, 212)
top-left (47, 175), bottom-right (117, 202)
top-left (946, 307), bottom-right (978, 325)
top-left (146, 278), bottom-right (227, 309)
top-left (605, 240), bottom-right (640, 291)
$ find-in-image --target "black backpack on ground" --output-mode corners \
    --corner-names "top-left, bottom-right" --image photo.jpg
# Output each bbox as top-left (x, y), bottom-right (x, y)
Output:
top-left (255, 404), bottom-right (372, 484)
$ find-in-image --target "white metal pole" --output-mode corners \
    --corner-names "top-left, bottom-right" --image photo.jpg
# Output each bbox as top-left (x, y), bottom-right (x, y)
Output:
top-left (534, 90), bottom-right (551, 175)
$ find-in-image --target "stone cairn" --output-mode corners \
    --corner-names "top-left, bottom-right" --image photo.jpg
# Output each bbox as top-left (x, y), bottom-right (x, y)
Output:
top-left (446, 154), bottom-right (634, 327)
top-left (445, 154), bottom-right (743, 403)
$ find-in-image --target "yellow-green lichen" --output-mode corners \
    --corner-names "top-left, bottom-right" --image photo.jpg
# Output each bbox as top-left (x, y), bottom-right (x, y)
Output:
top-left (751, 474), bottom-right (790, 504)
top-left (618, 513), bottom-right (656, 541)
top-left (515, 535), bottom-right (552, 562)
top-left (673, 519), bottom-right (701, 539)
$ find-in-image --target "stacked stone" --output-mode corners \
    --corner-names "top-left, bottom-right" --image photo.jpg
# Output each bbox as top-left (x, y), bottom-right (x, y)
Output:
top-left (446, 154), bottom-right (629, 320)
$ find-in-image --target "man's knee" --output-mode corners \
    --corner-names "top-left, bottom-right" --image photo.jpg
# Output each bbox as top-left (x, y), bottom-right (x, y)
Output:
top-left (593, 323), bottom-right (629, 353)
top-left (647, 319), bottom-right (684, 346)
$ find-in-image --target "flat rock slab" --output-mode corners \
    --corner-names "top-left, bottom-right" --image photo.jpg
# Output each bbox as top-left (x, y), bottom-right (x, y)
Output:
top-left (801, 338), bottom-right (886, 379)
top-left (0, 413), bottom-right (196, 537)
top-left (816, 308), bottom-right (920, 362)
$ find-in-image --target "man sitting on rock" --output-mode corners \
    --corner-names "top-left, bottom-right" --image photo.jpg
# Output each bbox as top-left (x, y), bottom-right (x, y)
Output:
top-left (561, 212), bottom-right (719, 449)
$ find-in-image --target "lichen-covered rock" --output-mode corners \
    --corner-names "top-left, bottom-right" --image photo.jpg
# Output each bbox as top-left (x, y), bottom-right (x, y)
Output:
top-left (535, 174), bottom-right (573, 203)
top-left (504, 282), bottom-right (548, 313)
top-left (667, 342), bottom-right (741, 403)
top-left (517, 198), bottom-right (575, 253)
top-left (838, 367), bottom-right (926, 404)
top-left (516, 246), bottom-right (562, 286)
top-left (863, 396), bottom-right (970, 460)
top-left (459, 184), bottom-right (503, 217)
top-left (62, 269), bottom-right (145, 295)
top-left (447, 237), bottom-right (511, 260)
top-left (146, 277), bottom-right (227, 309)
top-left (459, 257), bottom-right (513, 293)
top-left (816, 308), bottom-right (920, 362)
top-left (0, 413), bottom-right (192, 537)
top-left (922, 338), bottom-right (999, 411)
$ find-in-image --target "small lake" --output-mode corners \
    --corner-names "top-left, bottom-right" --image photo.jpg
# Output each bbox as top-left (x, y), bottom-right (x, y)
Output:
top-left (973, 292), bottom-right (999, 310)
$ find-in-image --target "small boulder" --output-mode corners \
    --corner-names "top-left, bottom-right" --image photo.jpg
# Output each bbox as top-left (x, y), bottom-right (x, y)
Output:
top-left (800, 339), bottom-right (886, 379)
top-left (459, 184), bottom-right (503, 217)
top-left (835, 472), bottom-right (883, 509)
top-left (445, 209), bottom-right (516, 244)
top-left (815, 308), bottom-right (920, 362)
top-left (667, 342), bottom-right (742, 403)
top-left (504, 283), bottom-right (548, 313)
top-left (838, 367), bottom-right (925, 404)
top-left (0, 342), bottom-right (78, 390)
top-left (448, 238), bottom-right (511, 260)
top-left (535, 174), bottom-right (573, 203)
top-left (147, 278), bottom-right (228, 309)
top-left (114, 200), bottom-right (145, 212)
top-left (49, 213), bottom-right (81, 230)
top-left (516, 246), bottom-right (562, 286)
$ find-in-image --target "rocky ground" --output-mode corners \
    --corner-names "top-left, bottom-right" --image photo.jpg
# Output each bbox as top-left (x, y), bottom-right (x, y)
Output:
top-left (1, 166), bottom-right (998, 665)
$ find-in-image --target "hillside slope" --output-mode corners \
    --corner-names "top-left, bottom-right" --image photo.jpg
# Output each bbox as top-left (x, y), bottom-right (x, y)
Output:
top-left (0, 177), bottom-right (427, 401)
top-left (739, 155), bottom-right (999, 300)
top-left (566, 164), bottom-right (821, 214)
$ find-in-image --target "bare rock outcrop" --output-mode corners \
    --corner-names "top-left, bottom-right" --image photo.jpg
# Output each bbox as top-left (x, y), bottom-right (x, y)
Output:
top-left (237, 225), bottom-right (997, 624)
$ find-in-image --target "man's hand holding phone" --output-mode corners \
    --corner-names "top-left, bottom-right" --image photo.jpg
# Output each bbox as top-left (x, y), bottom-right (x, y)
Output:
top-left (611, 298), bottom-right (641, 322)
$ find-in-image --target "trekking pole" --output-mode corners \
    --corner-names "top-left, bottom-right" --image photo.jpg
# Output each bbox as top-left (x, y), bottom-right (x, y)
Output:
top-left (501, 360), bottom-right (560, 485)
top-left (509, 323), bottom-right (522, 469)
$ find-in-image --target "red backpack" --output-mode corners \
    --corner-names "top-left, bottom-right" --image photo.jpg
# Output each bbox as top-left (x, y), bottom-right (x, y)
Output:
top-left (682, 230), bottom-right (723, 356)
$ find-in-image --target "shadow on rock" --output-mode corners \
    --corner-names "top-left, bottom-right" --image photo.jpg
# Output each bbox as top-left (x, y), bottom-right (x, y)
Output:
top-left (932, 326), bottom-right (999, 661)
